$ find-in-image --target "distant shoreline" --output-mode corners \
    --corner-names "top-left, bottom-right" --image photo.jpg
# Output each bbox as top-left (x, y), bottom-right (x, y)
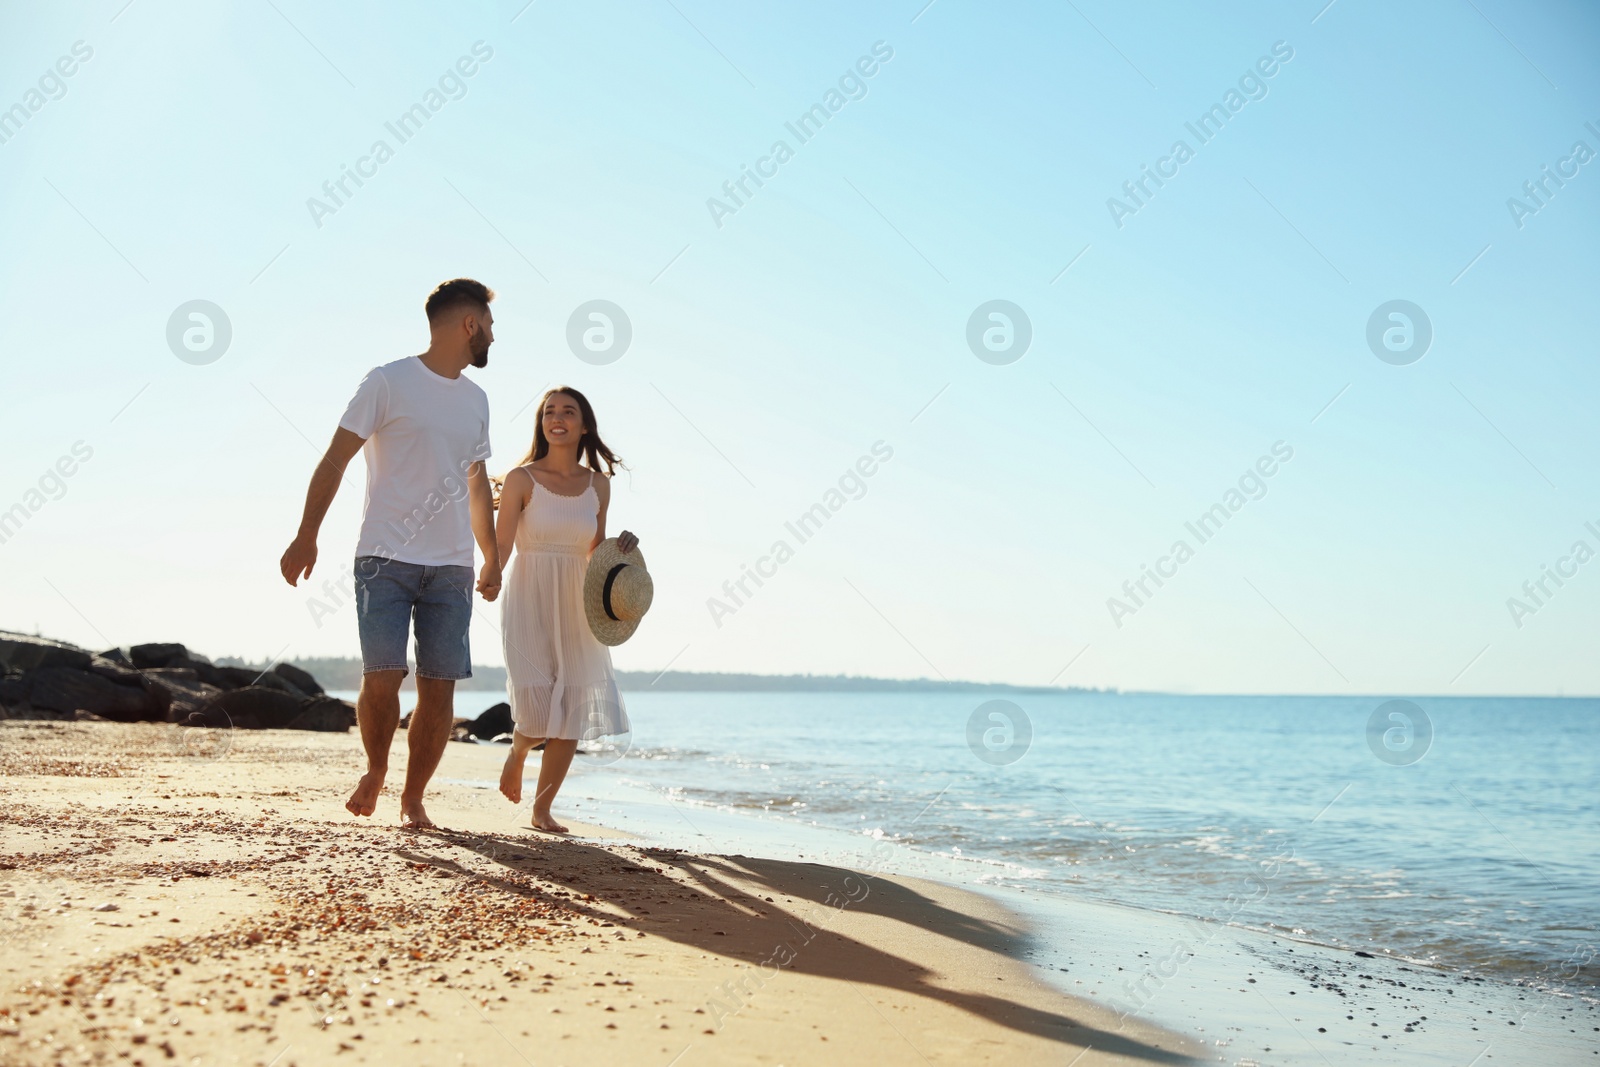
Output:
top-left (215, 656), bottom-right (1101, 695)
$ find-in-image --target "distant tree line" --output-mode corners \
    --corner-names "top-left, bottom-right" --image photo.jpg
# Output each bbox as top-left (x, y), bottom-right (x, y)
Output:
top-left (214, 656), bottom-right (1100, 694)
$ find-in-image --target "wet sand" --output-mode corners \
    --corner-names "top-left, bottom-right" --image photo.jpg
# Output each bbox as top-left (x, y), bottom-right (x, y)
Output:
top-left (0, 721), bottom-right (1201, 1066)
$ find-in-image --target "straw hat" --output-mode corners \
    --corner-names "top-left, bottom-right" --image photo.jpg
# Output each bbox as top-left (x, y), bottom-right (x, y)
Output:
top-left (584, 538), bottom-right (653, 646)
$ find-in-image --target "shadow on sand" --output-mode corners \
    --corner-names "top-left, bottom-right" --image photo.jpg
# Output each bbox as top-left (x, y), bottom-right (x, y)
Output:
top-left (397, 828), bottom-right (1196, 1064)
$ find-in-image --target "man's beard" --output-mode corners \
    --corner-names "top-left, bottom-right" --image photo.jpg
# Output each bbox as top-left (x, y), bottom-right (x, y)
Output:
top-left (470, 334), bottom-right (490, 368)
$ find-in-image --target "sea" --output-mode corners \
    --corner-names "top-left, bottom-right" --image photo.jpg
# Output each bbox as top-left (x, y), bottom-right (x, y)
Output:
top-left (336, 689), bottom-right (1599, 998)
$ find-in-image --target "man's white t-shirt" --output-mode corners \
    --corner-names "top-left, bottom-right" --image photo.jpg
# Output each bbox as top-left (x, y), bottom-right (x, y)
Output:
top-left (338, 356), bottom-right (491, 568)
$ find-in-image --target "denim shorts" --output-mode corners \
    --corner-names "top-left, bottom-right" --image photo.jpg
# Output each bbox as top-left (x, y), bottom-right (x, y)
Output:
top-left (353, 556), bottom-right (474, 680)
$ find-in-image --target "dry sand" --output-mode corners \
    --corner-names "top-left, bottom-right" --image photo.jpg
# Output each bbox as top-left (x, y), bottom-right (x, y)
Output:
top-left (0, 721), bottom-right (1201, 1066)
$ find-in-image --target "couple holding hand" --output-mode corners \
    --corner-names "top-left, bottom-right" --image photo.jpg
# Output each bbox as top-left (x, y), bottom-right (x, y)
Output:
top-left (279, 278), bottom-right (650, 833)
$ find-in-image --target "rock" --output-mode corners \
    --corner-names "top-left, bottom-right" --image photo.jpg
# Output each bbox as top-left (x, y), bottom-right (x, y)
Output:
top-left (141, 666), bottom-right (198, 682)
top-left (130, 645), bottom-right (226, 684)
top-left (464, 702), bottom-right (513, 740)
top-left (184, 691), bottom-right (354, 732)
top-left (73, 709), bottom-right (107, 721)
top-left (285, 696), bottom-right (355, 732)
top-left (193, 686), bottom-right (305, 730)
top-left (128, 643), bottom-right (192, 669)
top-left (140, 672), bottom-right (221, 721)
top-left (20, 666), bottom-right (161, 721)
top-left (420, 702), bottom-right (511, 740)
top-left (216, 666), bottom-right (306, 698)
top-left (214, 666), bottom-right (257, 690)
top-left (133, 676), bottom-right (175, 720)
top-left (86, 655), bottom-right (145, 687)
top-left (271, 662), bottom-right (323, 696)
top-left (98, 647), bottom-right (131, 665)
top-left (0, 632), bottom-right (92, 673)
top-left (0, 675), bottom-right (27, 708)
top-left (164, 654), bottom-right (227, 688)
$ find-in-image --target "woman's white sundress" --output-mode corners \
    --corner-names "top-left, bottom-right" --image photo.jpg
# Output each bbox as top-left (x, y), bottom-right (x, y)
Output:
top-left (501, 467), bottom-right (630, 741)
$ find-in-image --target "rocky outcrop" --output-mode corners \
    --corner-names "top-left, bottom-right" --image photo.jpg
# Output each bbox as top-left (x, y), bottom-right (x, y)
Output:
top-left (86, 654), bottom-right (146, 688)
top-left (129, 643), bottom-right (229, 687)
top-left (214, 666), bottom-right (307, 698)
top-left (185, 687), bottom-right (305, 730)
top-left (409, 701), bottom-right (515, 743)
top-left (15, 665), bottom-right (158, 720)
top-left (139, 669), bottom-right (220, 720)
top-left (461, 702), bottom-right (512, 740)
top-left (0, 632), bottom-right (93, 673)
top-left (0, 633), bottom-right (352, 733)
top-left (128, 643), bottom-right (189, 669)
top-left (271, 662), bottom-right (324, 696)
top-left (287, 696), bottom-right (358, 732)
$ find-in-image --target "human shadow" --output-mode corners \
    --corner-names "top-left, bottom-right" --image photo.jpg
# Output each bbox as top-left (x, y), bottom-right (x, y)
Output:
top-left (403, 828), bottom-right (1197, 1064)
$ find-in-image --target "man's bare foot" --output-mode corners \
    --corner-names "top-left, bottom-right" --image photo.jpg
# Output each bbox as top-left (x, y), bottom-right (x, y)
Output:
top-left (400, 798), bottom-right (436, 830)
top-left (346, 771), bottom-right (385, 817)
top-left (530, 808), bottom-right (568, 833)
top-left (499, 747), bottom-right (528, 803)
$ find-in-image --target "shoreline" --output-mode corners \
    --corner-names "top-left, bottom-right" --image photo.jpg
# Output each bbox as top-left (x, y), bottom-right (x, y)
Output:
top-left (0, 721), bottom-right (1201, 1066)
top-left (453, 739), bottom-right (1600, 1066)
top-left (5, 720), bottom-right (1595, 1065)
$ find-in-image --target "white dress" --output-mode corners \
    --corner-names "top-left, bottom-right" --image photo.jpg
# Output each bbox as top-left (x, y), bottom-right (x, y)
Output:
top-left (501, 468), bottom-right (630, 741)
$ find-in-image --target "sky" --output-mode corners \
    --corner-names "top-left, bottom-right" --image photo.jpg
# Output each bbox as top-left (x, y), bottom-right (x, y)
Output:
top-left (2, 0), bottom-right (1598, 695)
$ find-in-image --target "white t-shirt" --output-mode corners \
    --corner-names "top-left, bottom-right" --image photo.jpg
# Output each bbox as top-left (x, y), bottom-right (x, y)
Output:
top-left (338, 356), bottom-right (491, 567)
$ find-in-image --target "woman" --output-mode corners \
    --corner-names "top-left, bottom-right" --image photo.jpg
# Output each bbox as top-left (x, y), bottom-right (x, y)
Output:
top-left (494, 386), bottom-right (636, 831)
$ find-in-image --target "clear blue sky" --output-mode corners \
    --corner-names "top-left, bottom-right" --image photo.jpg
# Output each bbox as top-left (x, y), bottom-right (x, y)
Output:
top-left (3, 0), bottom-right (1597, 694)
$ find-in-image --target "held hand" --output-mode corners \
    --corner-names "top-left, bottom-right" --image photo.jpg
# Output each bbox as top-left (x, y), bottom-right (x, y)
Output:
top-left (477, 560), bottom-right (502, 602)
top-left (616, 530), bottom-right (639, 554)
top-left (280, 534), bottom-right (317, 586)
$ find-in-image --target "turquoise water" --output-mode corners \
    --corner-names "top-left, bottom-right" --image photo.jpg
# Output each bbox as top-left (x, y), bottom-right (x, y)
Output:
top-left (377, 689), bottom-right (1600, 992)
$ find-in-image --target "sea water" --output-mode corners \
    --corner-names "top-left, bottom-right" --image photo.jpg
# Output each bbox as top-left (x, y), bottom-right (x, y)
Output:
top-left (355, 689), bottom-right (1599, 994)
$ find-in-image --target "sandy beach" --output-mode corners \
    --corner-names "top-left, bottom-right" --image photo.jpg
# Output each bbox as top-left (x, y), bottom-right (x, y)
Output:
top-left (0, 720), bottom-right (1202, 1067)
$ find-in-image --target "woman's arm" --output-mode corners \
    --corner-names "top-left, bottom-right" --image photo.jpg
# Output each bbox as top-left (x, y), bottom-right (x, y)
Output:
top-left (495, 467), bottom-right (533, 571)
top-left (591, 473), bottom-right (638, 554)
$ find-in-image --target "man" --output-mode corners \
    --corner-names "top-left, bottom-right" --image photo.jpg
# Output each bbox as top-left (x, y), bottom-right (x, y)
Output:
top-left (279, 278), bottom-right (502, 829)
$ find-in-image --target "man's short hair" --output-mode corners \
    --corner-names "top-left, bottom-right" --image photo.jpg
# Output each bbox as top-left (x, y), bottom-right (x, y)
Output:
top-left (425, 278), bottom-right (494, 323)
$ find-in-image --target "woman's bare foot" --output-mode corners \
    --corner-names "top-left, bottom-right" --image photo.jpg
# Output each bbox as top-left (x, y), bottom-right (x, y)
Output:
top-left (346, 770), bottom-right (385, 817)
top-left (499, 747), bottom-right (528, 803)
top-left (399, 797), bottom-right (435, 830)
top-left (530, 807), bottom-right (568, 833)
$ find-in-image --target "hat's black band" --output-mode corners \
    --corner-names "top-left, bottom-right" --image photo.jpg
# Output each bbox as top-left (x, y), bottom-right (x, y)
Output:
top-left (602, 563), bottom-right (627, 621)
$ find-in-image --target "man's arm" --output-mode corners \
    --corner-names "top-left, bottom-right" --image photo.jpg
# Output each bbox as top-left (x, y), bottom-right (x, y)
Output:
top-left (467, 461), bottom-right (501, 601)
top-left (280, 427), bottom-right (366, 586)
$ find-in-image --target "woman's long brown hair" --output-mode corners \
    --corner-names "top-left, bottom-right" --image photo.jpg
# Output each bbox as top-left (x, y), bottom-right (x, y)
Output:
top-left (494, 386), bottom-right (624, 508)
